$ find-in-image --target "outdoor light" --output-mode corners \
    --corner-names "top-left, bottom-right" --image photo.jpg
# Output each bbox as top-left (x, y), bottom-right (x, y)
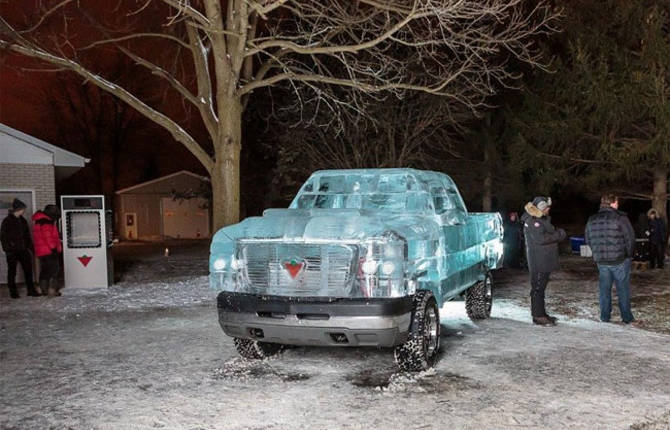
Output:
top-left (213, 258), bottom-right (227, 271)
top-left (362, 259), bottom-right (378, 274)
top-left (381, 261), bottom-right (396, 275)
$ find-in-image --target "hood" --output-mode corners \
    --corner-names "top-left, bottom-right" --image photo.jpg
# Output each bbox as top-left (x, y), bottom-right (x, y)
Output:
top-left (32, 211), bottom-right (53, 222)
top-left (213, 208), bottom-right (439, 244)
top-left (524, 202), bottom-right (544, 219)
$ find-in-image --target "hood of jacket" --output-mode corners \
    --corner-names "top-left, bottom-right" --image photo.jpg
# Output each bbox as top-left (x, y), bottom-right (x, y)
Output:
top-left (32, 211), bottom-right (54, 224)
top-left (524, 202), bottom-right (545, 219)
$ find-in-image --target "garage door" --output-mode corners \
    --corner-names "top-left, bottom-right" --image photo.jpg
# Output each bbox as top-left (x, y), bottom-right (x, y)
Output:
top-left (161, 197), bottom-right (209, 239)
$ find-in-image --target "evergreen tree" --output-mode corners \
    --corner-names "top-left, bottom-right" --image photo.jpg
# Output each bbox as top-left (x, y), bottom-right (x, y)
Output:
top-left (510, 0), bottom-right (670, 221)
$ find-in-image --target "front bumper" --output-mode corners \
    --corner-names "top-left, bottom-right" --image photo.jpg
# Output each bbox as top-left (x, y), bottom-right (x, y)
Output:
top-left (217, 292), bottom-right (413, 347)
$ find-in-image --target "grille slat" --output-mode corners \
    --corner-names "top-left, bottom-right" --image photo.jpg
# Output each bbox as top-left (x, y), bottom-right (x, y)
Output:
top-left (239, 242), bottom-right (357, 297)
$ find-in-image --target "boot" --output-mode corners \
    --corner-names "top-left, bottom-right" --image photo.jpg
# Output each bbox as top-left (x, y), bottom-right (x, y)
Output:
top-left (9, 287), bottom-right (20, 299)
top-left (530, 295), bottom-right (546, 320)
top-left (39, 279), bottom-right (49, 297)
top-left (49, 278), bottom-right (61, 296)
top-left (27, 287), bottom-right (41, 297)
top-left (545, 314), bottom-right (558, 324)
top-left (533, 316), bottom-right (556, 326)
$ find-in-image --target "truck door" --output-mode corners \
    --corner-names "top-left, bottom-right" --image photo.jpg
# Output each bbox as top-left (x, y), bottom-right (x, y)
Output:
top-left (431, 181), bottom-right (473, 300)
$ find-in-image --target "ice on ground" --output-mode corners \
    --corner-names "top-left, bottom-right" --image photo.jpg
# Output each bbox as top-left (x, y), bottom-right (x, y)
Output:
top-left (2, 276), bottom-right (214, 314)
top-left (1, 248), bottom-right (669, 429)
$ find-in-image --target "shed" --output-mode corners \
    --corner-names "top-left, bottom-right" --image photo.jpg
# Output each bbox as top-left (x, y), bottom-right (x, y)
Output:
top-left (115, 170), bottom-right (211, 240)
top-left (0, 123), bottom-right (89, 284)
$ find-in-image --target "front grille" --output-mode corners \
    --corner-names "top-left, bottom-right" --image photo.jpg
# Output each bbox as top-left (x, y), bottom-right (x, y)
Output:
top-left (238, 241), bottom-right (358, 297)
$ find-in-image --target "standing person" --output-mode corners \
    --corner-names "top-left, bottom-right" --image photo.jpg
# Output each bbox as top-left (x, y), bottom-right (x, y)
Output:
top-left (633, 213), bottom-right (651, 265)
top-left (503, 212), bottom-right (523, 268)
top-left (584, 194), bottom-right (636, 324)
top-left (647, 209), bottom-right (666, 269)
top-left (521, 196), bottom-right (566, 326)
top-left (0, 199), bottom-right (38, 298)
top-left (32, 205), bottom-right (63, 296)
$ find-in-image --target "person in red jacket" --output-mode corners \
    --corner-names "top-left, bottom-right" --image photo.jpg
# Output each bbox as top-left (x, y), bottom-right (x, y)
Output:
top-left (32, 205), bottom-right (62, 296)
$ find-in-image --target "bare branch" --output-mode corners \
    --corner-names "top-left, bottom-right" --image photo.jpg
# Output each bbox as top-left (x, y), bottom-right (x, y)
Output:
top-left (186, 22), bottom-right (218, 138)
top-left (0, 39), bottom-right (213, 172)
top-left (157, 0), bottom-right (211, 27)
top-left (238, 70), bottom-right (464, 97)
top-left (19, 0), bottom-right (75, 33)
top-left (80, 33), bottom-right (191, 50)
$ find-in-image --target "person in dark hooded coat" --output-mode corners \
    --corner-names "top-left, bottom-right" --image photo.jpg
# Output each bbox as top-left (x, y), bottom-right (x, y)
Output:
top-left (1, 199), bottom-right (38, 298)
top-left (503, 212), bottom-right (523, 269)
top-left (521, 196), bottom-right (566, 325)
top-left (647, 209), bottom-right (667, 269)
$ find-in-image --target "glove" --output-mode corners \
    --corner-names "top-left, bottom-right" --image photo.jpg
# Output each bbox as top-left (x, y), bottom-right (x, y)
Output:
top-left (558, 228), bottom-right (567, 240)
top-left (51, 248), bottom-right (58, 255)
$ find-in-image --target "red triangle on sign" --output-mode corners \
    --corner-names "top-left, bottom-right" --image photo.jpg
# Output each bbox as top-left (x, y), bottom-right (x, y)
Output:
top-left (78, 255), bottom-right (92, 267)
top-left (283, 260), bottom-right (304, 279)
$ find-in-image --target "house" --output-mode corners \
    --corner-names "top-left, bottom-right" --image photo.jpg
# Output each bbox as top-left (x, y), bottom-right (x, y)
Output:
top-left (0, 123), bottom-right (89, 284)
top-left (115, 170), bottom-right (211, 240)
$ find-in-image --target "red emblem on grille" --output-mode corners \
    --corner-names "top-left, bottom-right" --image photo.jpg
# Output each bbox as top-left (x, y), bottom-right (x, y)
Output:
top-left (78, 255), bottom-right (92, 267)
top-left (283, 260), bottom-right (305, 279)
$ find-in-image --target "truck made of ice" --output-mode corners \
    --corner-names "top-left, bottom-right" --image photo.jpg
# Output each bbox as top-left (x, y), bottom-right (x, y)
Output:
top-left (210, 168), bottom-right (503, 371)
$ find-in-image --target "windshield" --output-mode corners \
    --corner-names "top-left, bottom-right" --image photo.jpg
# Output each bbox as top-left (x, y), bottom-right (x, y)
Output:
top-left (291, 173), bottom-right (433, 212)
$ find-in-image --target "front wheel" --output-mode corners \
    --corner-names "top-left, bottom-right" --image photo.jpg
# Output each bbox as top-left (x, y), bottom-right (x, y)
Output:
top-left (233, 338), bottom-right (284, 359)
top-left (465, 273), bottom-right (493, 320)
top-left (394, 290), bottom-right (441, 372)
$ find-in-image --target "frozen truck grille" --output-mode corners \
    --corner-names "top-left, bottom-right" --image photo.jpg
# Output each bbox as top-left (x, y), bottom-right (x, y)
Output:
top-left (238, 242), bottom-right (358, 296)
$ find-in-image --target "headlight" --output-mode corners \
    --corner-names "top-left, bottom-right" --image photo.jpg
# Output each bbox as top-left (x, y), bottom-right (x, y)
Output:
top-left (381, 261), bottom-right (395, 275)
top-left (213, 258), bottom-right (226, 271)
top-left (362, 260), bottom-right (378, 274)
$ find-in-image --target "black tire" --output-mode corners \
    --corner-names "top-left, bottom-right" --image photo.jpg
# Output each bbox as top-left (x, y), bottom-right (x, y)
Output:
top-left (394, 290), bottom-right (441, 372)
top-left (465, 273), bottom-right (493, 320)
top-left (233, 338), bottom-right (284, 359)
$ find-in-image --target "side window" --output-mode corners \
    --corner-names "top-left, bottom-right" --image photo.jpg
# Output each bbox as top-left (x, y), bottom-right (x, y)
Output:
top-left (431, 187), bottom-right (449, 214)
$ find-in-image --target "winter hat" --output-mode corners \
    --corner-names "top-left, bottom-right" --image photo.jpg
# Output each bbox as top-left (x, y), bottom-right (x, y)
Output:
top-left (532, 196), bottom-right (552, 211)
top-left (11, 198), bottom-right (27, 211)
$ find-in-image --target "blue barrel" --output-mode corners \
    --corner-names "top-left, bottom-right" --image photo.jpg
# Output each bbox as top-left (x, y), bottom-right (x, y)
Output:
top-left (570, 237), bottom-right (585, 254)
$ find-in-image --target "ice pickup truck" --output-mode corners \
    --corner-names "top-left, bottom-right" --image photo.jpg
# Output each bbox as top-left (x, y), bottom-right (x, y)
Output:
top-left (210, 169), bottom-right (503, 371)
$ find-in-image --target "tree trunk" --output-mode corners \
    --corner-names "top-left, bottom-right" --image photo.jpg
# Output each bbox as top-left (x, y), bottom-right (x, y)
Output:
top-left (652, 166), bottom-right (668, 225)
top-left (481, 121), bottom-right (493, 212)
top-left (482, 170), bottom-right (492, 212)
top-left (210, 98), bottom-right (242, 230)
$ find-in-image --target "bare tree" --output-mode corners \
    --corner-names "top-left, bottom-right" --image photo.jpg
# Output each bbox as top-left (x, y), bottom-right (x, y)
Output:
top-left (46, 70), bottom-right (142, 198)
top-left (0, 0), bottom-right (557, 228)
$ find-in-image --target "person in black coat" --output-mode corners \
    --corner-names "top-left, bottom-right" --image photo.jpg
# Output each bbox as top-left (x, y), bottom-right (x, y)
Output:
top-left (585, 194), bottom-right (636, 324)
top-left (0, 199), bottom-right (38, 298)
top-left (647, 209), bottom-right (667, 269)
top-left (503, 212), bottom-right (523, 268)
top-left (521, 196), bottom-right (566, 326)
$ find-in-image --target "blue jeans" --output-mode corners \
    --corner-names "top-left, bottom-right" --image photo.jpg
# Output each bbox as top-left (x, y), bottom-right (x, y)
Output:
top-left (597, 258), bottom-right (634, 323)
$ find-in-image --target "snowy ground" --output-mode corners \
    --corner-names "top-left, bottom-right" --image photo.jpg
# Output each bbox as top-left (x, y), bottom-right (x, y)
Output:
top-left (1, 245), bottom-right (669, 430)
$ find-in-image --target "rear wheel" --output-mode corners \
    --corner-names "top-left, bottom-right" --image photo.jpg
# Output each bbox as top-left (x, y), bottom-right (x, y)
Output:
top-left (394, 290), bottom-right (441, 372)
top-left (465, 273), bottom-right (493, 320)
top-left (233, 338), bottom-right (284, 359)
